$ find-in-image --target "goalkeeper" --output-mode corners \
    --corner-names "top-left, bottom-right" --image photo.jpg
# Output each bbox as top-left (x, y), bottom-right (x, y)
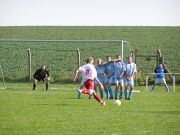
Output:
top-left (152, 64), bottom-right (169, 92)
top-left (32, 65), bottom-right (50, 91)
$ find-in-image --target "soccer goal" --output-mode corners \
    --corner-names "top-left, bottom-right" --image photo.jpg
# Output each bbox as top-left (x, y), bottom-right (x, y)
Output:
top-left (0, 39), bottom-right (132, 83)
top-left (0, 64), bottom-right (6, 89)
top-left (145, 73), bottom-right (180, 92)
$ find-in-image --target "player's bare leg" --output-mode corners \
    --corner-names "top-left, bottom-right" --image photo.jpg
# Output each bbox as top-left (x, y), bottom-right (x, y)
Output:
top-left (76, 89), bottom-right (105, 106)
top-left (127, 86), bottom-right (133, 100)
top-left (124, 86), bottom-right (128, 100)
top-left (32, 79), bottom-right (38, 90)
top-left (45, 77), bottom-right (50, 91)
top-left (119, 83), bottom-right (124, 100)
top-left (108, 83), bottom-right (113, 99)
top-left (114, 82), bottom-right (119, 100)
top-left (98, 84), bottom-right (104, 99)
top-left (104, 82), bottom-right (109, 99)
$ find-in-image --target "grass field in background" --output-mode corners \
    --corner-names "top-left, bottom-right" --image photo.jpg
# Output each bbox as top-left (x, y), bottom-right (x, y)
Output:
top-left (0, 83), bottom-right (180, 135)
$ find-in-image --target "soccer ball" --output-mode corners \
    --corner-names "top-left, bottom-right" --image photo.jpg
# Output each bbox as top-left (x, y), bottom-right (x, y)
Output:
top-left (113, 100), bottom-right (121, 106)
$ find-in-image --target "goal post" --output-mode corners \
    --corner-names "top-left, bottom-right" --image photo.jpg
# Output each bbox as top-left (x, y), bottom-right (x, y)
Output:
top-left (145, 73), bottom-right (179, 92)
top-left (0, 64), bottom-right (6, 89)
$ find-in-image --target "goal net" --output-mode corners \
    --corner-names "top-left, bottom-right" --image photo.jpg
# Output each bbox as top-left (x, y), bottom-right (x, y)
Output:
top-left (0, 40), bottom-right (132, 83)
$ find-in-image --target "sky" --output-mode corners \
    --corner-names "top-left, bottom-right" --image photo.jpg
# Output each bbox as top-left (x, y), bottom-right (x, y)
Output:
top-left (0, 0), bottom-right (180, 26)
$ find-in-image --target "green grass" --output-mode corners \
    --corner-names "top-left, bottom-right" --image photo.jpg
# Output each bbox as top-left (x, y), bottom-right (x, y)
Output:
top-left (0, 83), bottom-right (180, 135)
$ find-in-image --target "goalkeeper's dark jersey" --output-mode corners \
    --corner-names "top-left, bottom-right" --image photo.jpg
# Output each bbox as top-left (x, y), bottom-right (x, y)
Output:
top-left (33, 68), bottom-right (49, 80)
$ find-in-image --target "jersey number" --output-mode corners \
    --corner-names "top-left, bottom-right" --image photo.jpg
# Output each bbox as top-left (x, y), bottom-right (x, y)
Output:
top-left (85, 69), bottom-right (90, 75)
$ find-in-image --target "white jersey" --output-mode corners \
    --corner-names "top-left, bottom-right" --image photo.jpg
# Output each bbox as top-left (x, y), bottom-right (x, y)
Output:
top-left (78, 64), bottom-right (97, 81)
top-left (124, 62), bottom-right (137, 87)
top-left (125, 62), bottom-right (137, 77)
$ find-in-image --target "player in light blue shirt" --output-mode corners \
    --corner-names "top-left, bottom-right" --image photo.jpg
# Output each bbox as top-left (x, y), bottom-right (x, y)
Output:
top-left (104, 56), bottom-right (115, 99)
top-left (124, 56), bottom-right (137, 100)
top-left (114, 54), bottom-right (126, 100)
top-left (94, 59), bottom-right (107, 98)
top-left (152, 64), bottom-right (169, 92)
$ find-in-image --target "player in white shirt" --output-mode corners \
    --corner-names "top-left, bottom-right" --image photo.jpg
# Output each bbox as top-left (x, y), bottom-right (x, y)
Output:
top-left (124, 56), bottom-right (137, 100)
top-left (76, 57), bottom-right (105, 106)
top-left (73, 69), bottom-right (84, 99)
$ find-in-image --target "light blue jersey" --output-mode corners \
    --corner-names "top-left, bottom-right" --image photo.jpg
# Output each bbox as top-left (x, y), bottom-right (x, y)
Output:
top-left (104, 61), bottom-right (115, 99)
top-left (96, 65), bottom-right (106, 83)
top-left (114, 60), bottom-right (126, 99)
top-left (114, 61), bottom-right (126, 79)
top-left (105, 62), bottom-right (115, 76)
top-left (104, 61), bottom-right (115, 83)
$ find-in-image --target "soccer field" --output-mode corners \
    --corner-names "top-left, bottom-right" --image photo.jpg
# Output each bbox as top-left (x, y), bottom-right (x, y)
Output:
top-left (0, 83), bottom-right (180, 135)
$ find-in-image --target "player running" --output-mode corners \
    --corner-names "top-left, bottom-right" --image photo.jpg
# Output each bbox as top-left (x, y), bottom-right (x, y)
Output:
top-left (124, 56), bottom-right (137, 100)
top-left (151, 64), bottom-right (169, 92)
top-left (114, 54), bottom-right (126, 100)
top-left (32, 65), bottom-right (50, 91)
top-left (104, 56), bottom-right (115, 99)
top-left (76, 57), bottom-right (106, 106)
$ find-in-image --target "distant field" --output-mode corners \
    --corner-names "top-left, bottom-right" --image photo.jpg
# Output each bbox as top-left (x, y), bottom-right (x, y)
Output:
top-left (0, 83), bottom-right (180, 135)
top-left (0, 26), bottom-right (180, 82)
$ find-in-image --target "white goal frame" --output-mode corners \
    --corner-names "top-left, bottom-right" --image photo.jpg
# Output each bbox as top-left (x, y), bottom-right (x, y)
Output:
top-left (0, 64), bottom-right (6, 89)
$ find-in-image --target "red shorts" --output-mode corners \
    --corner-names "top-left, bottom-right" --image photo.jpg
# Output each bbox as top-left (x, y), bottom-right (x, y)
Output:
top-left (84, 79), bottom-right (94, 90)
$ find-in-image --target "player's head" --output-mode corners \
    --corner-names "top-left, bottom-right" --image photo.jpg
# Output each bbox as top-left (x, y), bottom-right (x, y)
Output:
top-left (86, 57), bottom-right (94, 64)
top-left (96, 59), bottom-right (102, 66)
top-left (159, 64), bottom-right (163, 68)
top-left (128, 56), bottom-right (133, 63)
top-left (40, 65), bottom-right (46, 70)
top-left (106, 56), bottom-right (112, 62)
top-left (116, 54), bottom-right (122, 60)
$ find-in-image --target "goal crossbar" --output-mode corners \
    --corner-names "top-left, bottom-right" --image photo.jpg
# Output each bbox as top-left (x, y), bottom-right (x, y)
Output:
top-left (0, 39), bottom-right (127, 43)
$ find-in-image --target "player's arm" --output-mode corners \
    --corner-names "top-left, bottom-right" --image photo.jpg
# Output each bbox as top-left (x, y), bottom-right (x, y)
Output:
top-left (154, 67), bottom-right (157, 73)
top-left (73, 67), bottom-right (83, 82)
top-left (73, 70), bottom-right (79, 82)
top-left (33, 69), bottom-right (39, 78)
top-left (46, 70), bottom-right (50, 77)
top-left (111, 63), bottom-right (115, 77)
top-left (125, 72), bottom-right (131, 81)
top-left (132, 64), bottom-right (137, 79)
top-left (164, 68), bottom-right (168, 73)
top-left (118, 71), bottom-right (125, 80)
